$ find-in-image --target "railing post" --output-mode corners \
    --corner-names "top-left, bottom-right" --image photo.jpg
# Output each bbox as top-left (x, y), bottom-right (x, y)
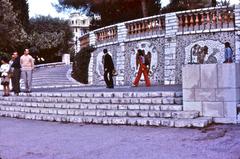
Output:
top-left (116, 23), bottom-right (127, 85)
top-left (89, 31), bottom-right (96, 46)
top-left (235, 5), bottom-right (240, 63)
top-left (164, 13), bottom-right (178, 85)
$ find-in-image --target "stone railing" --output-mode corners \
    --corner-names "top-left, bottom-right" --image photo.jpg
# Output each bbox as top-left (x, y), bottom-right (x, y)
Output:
top-left (94, 25), bottom-right (118, 45)
top-left (177, 6), bottom-right (234, 33)
top-left (79, 34), bottom-right (90, 49)
top-left (125, 15), bottom-right (165, 39)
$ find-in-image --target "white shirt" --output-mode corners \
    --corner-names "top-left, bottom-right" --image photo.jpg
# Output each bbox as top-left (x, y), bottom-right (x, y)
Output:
top-left (0, 63), bottom-right (10, 76)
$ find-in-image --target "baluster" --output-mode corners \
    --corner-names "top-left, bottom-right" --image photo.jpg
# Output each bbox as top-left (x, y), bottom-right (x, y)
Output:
top-left (200, 13), bottom-right (205, 30)
top-left (211, 11), bottom-right (217, 29)
top-left (184, 15), bottom-right (189, 32)
top-left (189, 14), bottom-right (194, 31)
top-left (194, 13), bottom-right (199, 31)
top-left (217, 11), bottom-right (223, 29)
top-left (206, 12), bottom-right (210, 30)
top-left (178, 15), bottom-right (183, 32)
top-left (158, 18), bottom-right (162, 34)
top-left (223, 9), bottom-right (228, 28)
top-left (130, 24), bottom-right (134, 35)
top-left (229, 10), bottom-right (234, 28)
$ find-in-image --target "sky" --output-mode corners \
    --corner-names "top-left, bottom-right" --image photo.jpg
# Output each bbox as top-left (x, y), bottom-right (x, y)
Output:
top-left (28, 0), bottom-right (240, 19)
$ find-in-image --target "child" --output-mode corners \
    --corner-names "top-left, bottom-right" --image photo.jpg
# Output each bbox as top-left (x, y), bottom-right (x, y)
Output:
top-left (0, 57), bottom-right (10, 96)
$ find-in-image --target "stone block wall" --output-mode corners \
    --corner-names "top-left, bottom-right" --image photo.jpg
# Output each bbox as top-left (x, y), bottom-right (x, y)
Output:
top-left (183, 63), bottom-right (240, 123)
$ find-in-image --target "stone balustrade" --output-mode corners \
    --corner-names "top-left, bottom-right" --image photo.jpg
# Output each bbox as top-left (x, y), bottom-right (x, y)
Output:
top-left (125, 15), bottom-right (165, 39)
top-left (79, 34), bottom-right (90, 49)
top-left (94, 25), bottom-right (118, 45)
top-left (177, 6), bottom-right (234, 33)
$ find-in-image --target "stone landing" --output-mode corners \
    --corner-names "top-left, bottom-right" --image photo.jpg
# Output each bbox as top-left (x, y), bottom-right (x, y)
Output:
top-left (0, 91), bottom-right (212, 128)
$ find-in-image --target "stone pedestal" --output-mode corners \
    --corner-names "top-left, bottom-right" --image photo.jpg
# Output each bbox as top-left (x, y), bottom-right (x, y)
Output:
top-left (183, 63), bottom-right (240, 123)
top-left (62, 54), bottom-right (70, 65)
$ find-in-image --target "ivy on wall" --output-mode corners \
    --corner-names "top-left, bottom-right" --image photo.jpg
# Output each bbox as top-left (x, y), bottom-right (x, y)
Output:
top-left (72, 46), bottom-right (95, 84)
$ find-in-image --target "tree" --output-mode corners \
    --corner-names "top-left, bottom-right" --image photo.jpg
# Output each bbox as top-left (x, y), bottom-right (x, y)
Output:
top-left (0, 0), bottom-right (28, 52)
top-left (57, 0), bottom-right (161, 28)
top-left (9, 0), bottom-right (29, 31)
top-left (161, 0), bottom-right (217, 13)
top-left (28, 16), bottom-right (73, 63)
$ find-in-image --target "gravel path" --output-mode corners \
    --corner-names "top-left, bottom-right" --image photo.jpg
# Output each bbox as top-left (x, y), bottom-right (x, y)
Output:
top-left (0, 117), bottom-right (240, 159)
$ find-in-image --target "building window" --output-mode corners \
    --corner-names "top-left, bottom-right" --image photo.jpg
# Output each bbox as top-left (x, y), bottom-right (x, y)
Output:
top-left (82, 20), bottom-right (85, 25)
top-left (76, 28), bottom-right (78, 32)
top-left (72, 20), bottom-right (74, 24)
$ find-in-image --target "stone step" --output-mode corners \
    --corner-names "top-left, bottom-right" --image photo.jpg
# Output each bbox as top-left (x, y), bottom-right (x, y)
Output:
top-left (0, 96), bottom-right (182, 105)
top-left (0, 105), bottom-right (197, 119)
top-left (17, 91), bottom-right (183, 98)
top-left (0, 110), bottom-right (212, 128)
top-left (0, 101), bottom-right (183, 111)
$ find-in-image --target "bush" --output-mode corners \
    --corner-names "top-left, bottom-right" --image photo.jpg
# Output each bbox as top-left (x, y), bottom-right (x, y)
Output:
top-left (0, 51), bottom-right (11, 61)
top-left (72, 46), bottom-right (95, 84)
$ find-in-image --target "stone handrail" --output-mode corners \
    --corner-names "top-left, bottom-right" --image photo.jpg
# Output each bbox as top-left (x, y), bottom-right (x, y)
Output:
top-left (79, 5), bottom-right (239, 49)
top-left (35, 62), bottom-right (66, 69)
top-left (125, 15), bottom-right (165, 39)
top-left (94, 25), bottom-right (118, 45)
top-left (79, 34), bottom-right (90, 49)
top-left (177, 6), bottom-right (234, 33)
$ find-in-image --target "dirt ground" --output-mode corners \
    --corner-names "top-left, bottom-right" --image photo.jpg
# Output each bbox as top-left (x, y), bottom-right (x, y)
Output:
top-left (0, 117), bottom-right (240, 159)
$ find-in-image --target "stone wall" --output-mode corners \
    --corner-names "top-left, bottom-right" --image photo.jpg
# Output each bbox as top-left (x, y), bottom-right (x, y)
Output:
top-left (176, 32), bottom-right (235, 84)
top-left (182, 63), bottom-right (240, 123)
top-left (84, 5), bottom-right (240, 86)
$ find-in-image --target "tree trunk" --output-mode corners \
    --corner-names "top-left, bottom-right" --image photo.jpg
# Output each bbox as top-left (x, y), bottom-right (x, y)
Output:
top-left (141, 0), bottom-right (148, 17)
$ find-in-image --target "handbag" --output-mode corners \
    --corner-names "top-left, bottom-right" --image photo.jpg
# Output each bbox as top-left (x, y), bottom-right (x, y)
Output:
top-left (112, 69), bottom-right (118, 76)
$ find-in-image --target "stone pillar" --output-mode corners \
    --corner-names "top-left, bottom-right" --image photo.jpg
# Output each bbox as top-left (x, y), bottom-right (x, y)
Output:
top-left (164, 13), bottom-right (178, 84)
top-left (89, 31), bottom-right (96, 46)
top-left (116, 23), bottom-right (128, 85)
top-left (62, 54), bottom-right (70, 65)
top-left (88, 31), bottom-right (96, 84)
top-left (235, 5), bottom-right (240, 63)
top-left (182, 64), bottom-right (240, 124)
top-left (88, 53), bottom-right (94, 85)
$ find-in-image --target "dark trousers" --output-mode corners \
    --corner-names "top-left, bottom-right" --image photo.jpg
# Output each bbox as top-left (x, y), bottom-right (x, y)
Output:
top-left (104, 70), bottom-right (113, 88)
top-left (12, 68), bottom-right (21, 93)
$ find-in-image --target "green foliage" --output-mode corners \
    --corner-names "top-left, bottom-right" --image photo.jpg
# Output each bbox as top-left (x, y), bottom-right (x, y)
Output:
top-left (57, 0), bottom-right (161, 29)
top-left (0, 0), bottom-right (28, 52)
top-left (72, 46), bottom-right (95, 84)
top-left (29, 16), bottom-right (74, 63)
top-left (9, 0), bottom-right (29, 31)
top-left (161, 0), bottom-right (216, 13)
top-left (0, 51), bottom-right (11, 61)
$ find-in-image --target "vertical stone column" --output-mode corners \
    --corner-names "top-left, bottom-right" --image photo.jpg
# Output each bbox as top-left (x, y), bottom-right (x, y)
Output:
top-left (164, 13), bottom-right (178, 84)
top-left (88, 31), bottom-right (96, 85)
top-left (116, 23), bottom-right (128, 85)
top-left (235, 5), bottom-right (240, 63)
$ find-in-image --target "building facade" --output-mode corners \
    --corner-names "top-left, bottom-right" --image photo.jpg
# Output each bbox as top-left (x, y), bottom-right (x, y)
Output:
top-left (69, 13), bottom-right (91, 53)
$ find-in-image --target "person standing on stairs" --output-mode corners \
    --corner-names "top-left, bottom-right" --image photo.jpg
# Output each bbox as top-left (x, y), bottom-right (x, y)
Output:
top-left (11, 52), bottom-right (21, 95)
top-left (20, 49), bottom-right (34, 93)
top-left (0, 57), bottom-right (10, 96)
top-left (102, 49), bottom-right (115, 88)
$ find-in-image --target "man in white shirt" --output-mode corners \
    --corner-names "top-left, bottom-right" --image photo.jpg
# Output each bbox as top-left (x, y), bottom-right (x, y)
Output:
top-left (20, 49), bottom-right (34, 93)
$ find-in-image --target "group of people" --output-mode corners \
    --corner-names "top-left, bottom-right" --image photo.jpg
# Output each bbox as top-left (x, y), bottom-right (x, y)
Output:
top-left (103, 42), bottom-right (234, 88)
top-left (102, 48), bottom-right (152, 89)
top-left (0, 48), bottom-right (34, 96)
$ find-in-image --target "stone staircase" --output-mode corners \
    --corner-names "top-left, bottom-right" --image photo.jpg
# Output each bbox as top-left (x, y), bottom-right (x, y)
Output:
top-left (0, 91), bottom-right (212, 128)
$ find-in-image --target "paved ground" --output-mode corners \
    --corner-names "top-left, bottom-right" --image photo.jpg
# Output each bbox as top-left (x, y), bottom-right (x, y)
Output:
top-left (0, 117), bottom-right (240, 159)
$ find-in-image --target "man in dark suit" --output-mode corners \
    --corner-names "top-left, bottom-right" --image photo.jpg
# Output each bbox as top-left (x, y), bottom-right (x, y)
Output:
top-left (103, 49), bottom-right (114, 88)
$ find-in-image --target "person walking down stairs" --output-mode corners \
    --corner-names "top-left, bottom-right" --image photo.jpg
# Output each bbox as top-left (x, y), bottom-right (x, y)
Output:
top-left (20, 49), bottom-right (34, 93)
